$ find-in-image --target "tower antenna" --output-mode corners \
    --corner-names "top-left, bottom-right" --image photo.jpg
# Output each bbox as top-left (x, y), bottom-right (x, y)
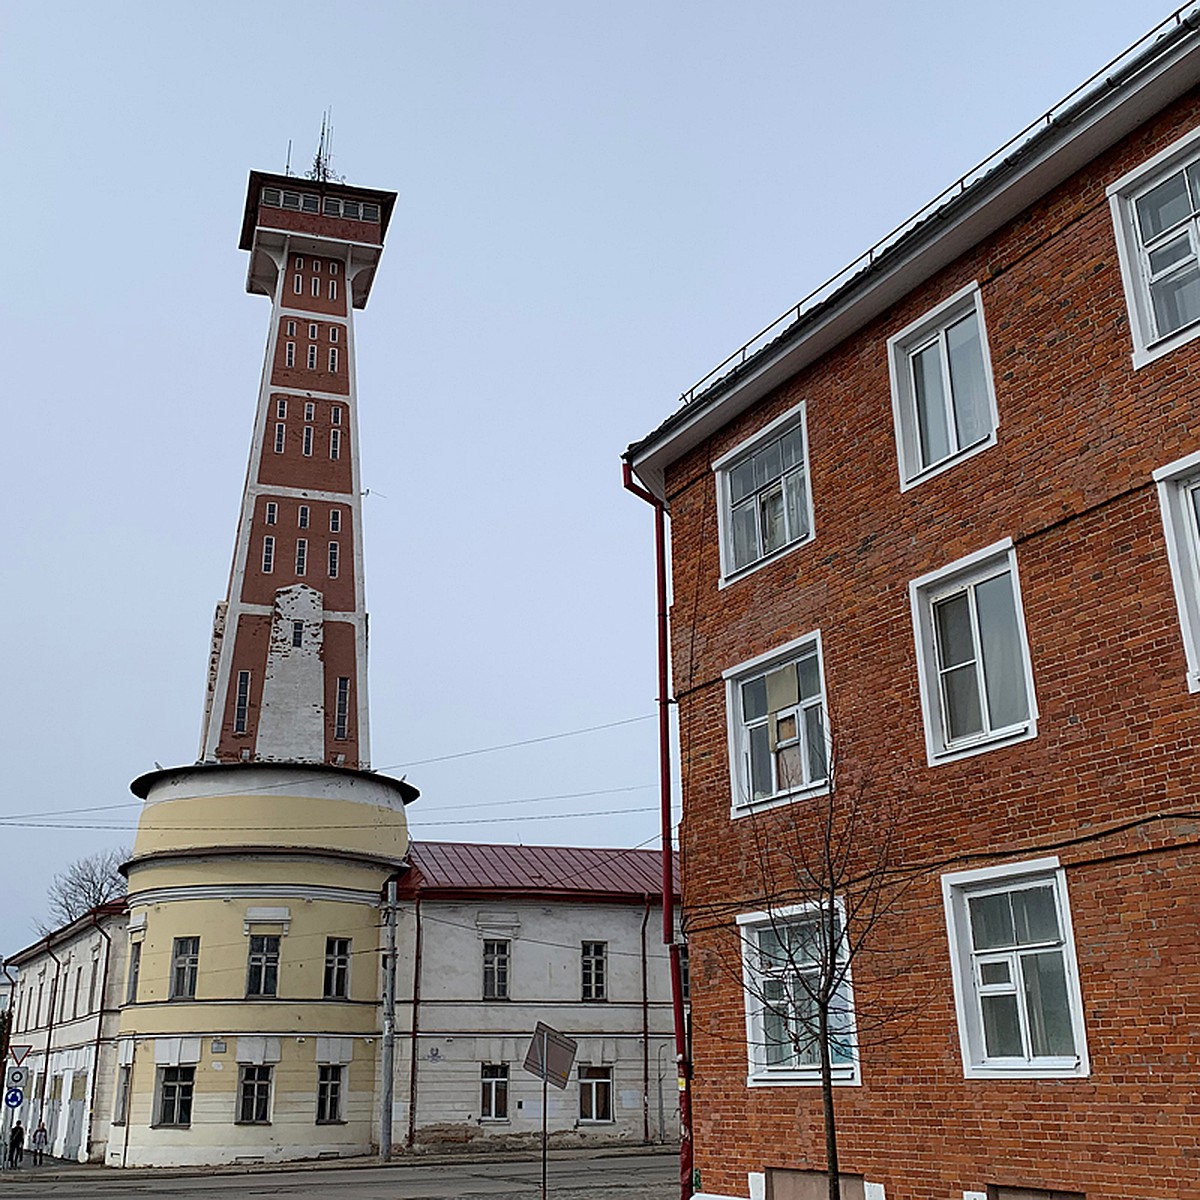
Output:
top-left (285, 138), bottom-right (292, 177)
top-left (307, 110), bottom-right (344, 183)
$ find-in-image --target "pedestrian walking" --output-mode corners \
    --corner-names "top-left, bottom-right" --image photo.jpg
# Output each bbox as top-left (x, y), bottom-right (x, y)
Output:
top-left (7, 1120), bottom-right (24, 1168)
top-left (30, 1121), bottom-right (47, 1166)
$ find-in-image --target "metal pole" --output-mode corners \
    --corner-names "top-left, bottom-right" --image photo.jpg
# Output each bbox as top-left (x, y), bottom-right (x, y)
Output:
top-left (380, 877), bottom-right (397, 1161)
top-left (541, 1027), bottom-right (549, 1200)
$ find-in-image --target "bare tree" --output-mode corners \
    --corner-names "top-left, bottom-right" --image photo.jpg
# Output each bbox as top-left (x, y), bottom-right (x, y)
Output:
top-left (41, 847), bottom-right (129, 932)
top-left (687, 736), bottom-right (924, 1200)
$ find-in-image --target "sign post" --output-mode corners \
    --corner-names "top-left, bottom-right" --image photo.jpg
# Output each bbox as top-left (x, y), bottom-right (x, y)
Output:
top-left (522, 1022), bottom-right (577, 1200)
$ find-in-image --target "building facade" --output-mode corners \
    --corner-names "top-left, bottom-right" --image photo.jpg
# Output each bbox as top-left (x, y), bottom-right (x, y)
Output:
top-left (625, 15), bottom-right (1200, 1200)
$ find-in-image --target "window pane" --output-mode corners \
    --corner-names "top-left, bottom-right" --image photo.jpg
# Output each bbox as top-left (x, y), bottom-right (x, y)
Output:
top-left (796, 654), bottom-right (821, 701)
top-left (1148, 230), bottom-right (1193, 274)
top-left (749, 723), bottom-right (773, 798)
top-left (1151, 263), bottom-right (1200, 336)
top-left (979, 960), bottom-right (1011, 986)
top-left (1011, 885), bottom-right (1060, 944)
top-left (1136, 170), bottom-right (1191, 242)
top-left (729, 458), bottom-right (756, 504)
top-left (762, 977), bottom-right (790, 1065)
top-left (780, 426), bottom-right (803, 470)
top-left (976, 572), bottom-right (1029, 729)
top-left (968, 892), bottom-right (1016, 950)
top-left (911, 341), bottom-right (951, 466)
top-left (1021, 950), bottom-right (1075, 1056)
top-left (945, 310), bottom-right (991, 450)
top-left (731, 501), bottom-right (758, 569)
top-left (783, 470), bottom-right (809, 542)
top-left (759, 486), bottom-right (785, 554)
top-left (981, 991), bottom-right (1023, 1057)
top-left (933, 592), bottom-right (975, 668)
top-left (753, 439), bottom-right (783, 489)
top-left (742, 676), bottom-right (768, 721)
top-left (942, 663), bottom-right (983, 740)
top-left (804, 705), bottom-right (827, 782)
top-left (776, 743), bottom-right (803, 791)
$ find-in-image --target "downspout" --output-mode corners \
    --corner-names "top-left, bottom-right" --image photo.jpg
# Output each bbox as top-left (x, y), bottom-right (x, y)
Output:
top-left (1, 959), bottom-right (16, 1065)
top-left (120, 1039), bottom-right (136, 1169)
top-left (42, 940), bottom-right (64, 1129)
top-left (622, 461), bottom-right (692, 1199)
top-left (405, 893), bottom-right (423, 1149)
top-left (86, 913), bottom-right (113, 1163)
top-left (640, 896), bottom-right (650, 1144)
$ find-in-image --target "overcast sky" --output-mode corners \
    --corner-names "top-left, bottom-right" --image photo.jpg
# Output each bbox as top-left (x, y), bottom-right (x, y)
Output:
top-left (0, 1), bottom-right (1168, 953)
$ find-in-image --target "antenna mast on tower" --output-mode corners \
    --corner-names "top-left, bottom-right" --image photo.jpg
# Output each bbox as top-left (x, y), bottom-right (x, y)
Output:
top-left (308, 111), bottom-right (344, 183)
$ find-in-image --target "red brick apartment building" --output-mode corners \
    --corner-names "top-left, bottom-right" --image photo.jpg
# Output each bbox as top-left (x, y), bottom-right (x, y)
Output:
top-left (624, 13), bottom-right (1200, 1200)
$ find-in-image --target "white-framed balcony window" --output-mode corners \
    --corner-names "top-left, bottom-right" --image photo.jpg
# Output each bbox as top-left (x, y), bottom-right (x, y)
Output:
top-left (910, 540), bottom-right (1037, 764)
top-left (1109, 124), bottom-right (1200, 368)
top-left (724, 633), bottom-right (829, 816)
top-left (713, 403), bottom-right (813, 583)
top-left (942, 858), bottom-right (1089, 1079)
top-left (737, 903), bottom-right (858, 1087)
top-left (888, 281), bottom-right (998, 488)
top-left (1154, 448), bottom-right (1200, 692)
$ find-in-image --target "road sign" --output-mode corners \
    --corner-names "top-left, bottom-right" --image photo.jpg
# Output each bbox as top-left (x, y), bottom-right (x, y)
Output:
top-left (8, 1045), bottom-right (32, 1066)
top-left (522, 1021), bottom-right (577, 1090)
top-left (5, 1067), bottom-right (25, 1089)
top-left (4, 1088), bottom-right (22, 1109)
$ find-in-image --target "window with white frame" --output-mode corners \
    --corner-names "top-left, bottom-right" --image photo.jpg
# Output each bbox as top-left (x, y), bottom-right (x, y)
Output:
top-left (329, 326), bottom-right (339, 343)
top-left (481, 1063), bottom-right (508, 1120)
top-left (1109, 125), bottom-right (1200, 367)
top-left (738, 904), bottom-right (857, 1086)
top-left (910, 541), bottom-right (1036, 762)
top-left (714, 405), bottom-right (812, 579)
top-left (1154, 449), bottom-right (1200, 691)
top-left (578, 1065), bottom-right (613, 1121)
top-left (304, 401), bottom-right (316, 421)
top-left (329, 279), bottom-right (338, 301)
top-left (328, 541), bottom-right (340, 578)
top-left (291, 620), bottom-right (304, 648)
top-left (725, 635), bottom-right (828, 812)
top-left (329, 347), bottom-right (338, 373)
top-left (314, 260), bottom-right (322, 274)
top-left (285, 342), bottom-right (295, 368)
top-left (330, 262), bottom-right (339, 276)
top-left (312, 277), bottom-right (320, 298)
top-left (942, 859), bottom-right (1088, 1078)
top-left (274, 423), bottom-right (286, 454)
top-left (303, 426), bottom-right (313, 456)
top-left (265, 502), bottom-right (277, 526)
top-left (285, 322), bottom-right (295, 339)
top-left (262, 535), bottom-right (275, 573)
top-left (483, 939), bottom-right (510, 1000)
top-left (298, 505), bottom-right (310, 529)
top-left (334, 676), bottom-right (350, 740)
top-left (329, 509), bottom-right (341, 533)
top-left (295, 538), bottom-right (307, 575)
top-left (308, 323), bottom-right (318, 339)
top-left (316, 1065), bottom-right (343, 1123)
top-left (888, 282), bottom-right (998, 486)
top-left (330, 429), bottom-right (341, 459)
top-left (307, 344), bottom-right (317, 369)
top-left (293, 274), bottom-right (302, 294)
top-left (331, 404), bottom-right (342, 425)
top-left (581, 941), bottom-right (607, 1001)
top-left (234, 670), bottom-right (251, 733)
top-left (277, 396), bottom-right (288, 416)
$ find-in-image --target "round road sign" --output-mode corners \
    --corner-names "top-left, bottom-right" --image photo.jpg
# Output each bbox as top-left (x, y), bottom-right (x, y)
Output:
top-left (4, 1087), bottom-right (22, 1109)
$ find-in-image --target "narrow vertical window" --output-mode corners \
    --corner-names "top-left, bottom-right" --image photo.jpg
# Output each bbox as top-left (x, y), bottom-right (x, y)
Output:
top-left (295, 256), bottom-right (304, 269)
top-left (329, 279), bottom-right (338, 301)
top-left (330, 429), bottom-right (341, 460)
top-left (330, 262), bottom-right (339, 276)
top-left (481, 1064), bottom-right (509, 1120)
top-left (295, 538), bottom-right (308, 575)
top-left (308, 323), bottom-right (318, 339)
top-left (313, 260), bottom-right (322, 274)
top-left (316, 1065), bottom-right (343, 1123)
top-left (329, 326), bottom-right (339, 343)
top-left (312, 277), bottom-right (320, 297)
top-left (126, 942), bottom-right (142, 1004)
top-left (113, 1065), bottom-right (131, 1125)
top-left (285, 342), bottom-right (295, 368)
top-left (265, 502), bottom-right (277, 526)
top-left (285, 321), bottom-right (295, 338)
top-left (298, 505), bottom-right (310, 528)
top-left (303, 427), bottom-right (313, 456)
top-left (170, 937), bottom-right (200, 1000)
top-left (234, 670), bottom-right (252, 733)
top-left (581, 942), bottom-right (607, 1001)
top-left (274, 424), bottom-right (286, 454)
top-left (335, 676), bottom-right (350, 739)
top-left (304, 402), bottom-right (316, 421)
top-left (329, 347), bottom-right (338, 373)
top-left (87, 958), bottom-right (99, 1012)
top-left (293, 274), bottom-right (302, 294)
top-left (331, 406), bottom-right (342, 425)
top-left (328, 541), bottom-right (340, 578)
top-left (246, 935), bottom-right (280, 997)
top-left (291, 620), bottom-right (304, 648)
top-left (307, 344), bottom-right (317, 369)
top-left (323, 937), bottom-right (351, 998)
top-left (483, 940), bottom-right (510, 1000)
top-left (329, 509), bottom-right (341, 533)
top-left (276, 398), bottom-right (287, 418)
top-left (262, 536), bottom-right (275, 573)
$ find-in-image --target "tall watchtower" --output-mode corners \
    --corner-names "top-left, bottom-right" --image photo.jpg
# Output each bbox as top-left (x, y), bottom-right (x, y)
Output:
top-left (199, 172), bottom-right (397, 769)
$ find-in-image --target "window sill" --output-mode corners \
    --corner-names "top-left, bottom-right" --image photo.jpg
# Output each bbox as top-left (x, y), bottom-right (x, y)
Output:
top-left (719, 536), bottom-right (812, 591)
top-left (1130, 317), bottom-right (1200, 370)
top-left (927, 721), bottom-right (1035, 767)
top-left (151, 1123), bottom-right (192, 1130)
top-left (234, 1120), bottom-right (272, 1126)
top-left (315, 1119), bottom-right (347, 1126)
top-left (747, 1068), bottom-right (859, 1088)
top-left (478, 1118), bottom-right (511, 1125)
top-left (730, 781), bottom-right (829, 819)
top-left (580, 997), bottom-right (608, 1003)
top-left (899, 435), bottom-right (995, 493)
top-left (962, 1058), bottom-right (1088, 1080)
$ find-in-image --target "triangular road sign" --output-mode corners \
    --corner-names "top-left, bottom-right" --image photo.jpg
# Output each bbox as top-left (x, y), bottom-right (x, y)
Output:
top-left (9, 1045), bottom-right (32, 1066)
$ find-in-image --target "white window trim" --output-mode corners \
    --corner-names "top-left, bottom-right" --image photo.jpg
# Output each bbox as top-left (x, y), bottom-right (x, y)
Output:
top-left (713, 401), bottom-right (814, 588)
top-left (1154, 447), bottom-right (1200, 691)
top-left (736, 901), bottom-right (860, 1088)
top-left (886, 281), bottom-right (999, 490)
top-left (909, 538), bottom-right (1038, 766)
top-left (941, 857), bottom-right (1090, 1080)
top-left (1108, 122), bottom-right (1200, 369)
top-left (723, 631), bottom-right (830, 818)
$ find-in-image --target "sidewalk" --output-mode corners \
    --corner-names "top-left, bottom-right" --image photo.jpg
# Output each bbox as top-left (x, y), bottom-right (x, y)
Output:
top-left (2, 1141), bottom-right (681, 1184)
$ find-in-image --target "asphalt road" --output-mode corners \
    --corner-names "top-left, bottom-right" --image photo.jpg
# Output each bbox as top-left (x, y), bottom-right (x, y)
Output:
top-left (0, 1151), bottom-right (678, 1199)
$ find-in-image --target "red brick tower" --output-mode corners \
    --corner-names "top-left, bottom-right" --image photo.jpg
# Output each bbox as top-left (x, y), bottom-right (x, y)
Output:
top-left (198, 172), bottom-right (396, 769)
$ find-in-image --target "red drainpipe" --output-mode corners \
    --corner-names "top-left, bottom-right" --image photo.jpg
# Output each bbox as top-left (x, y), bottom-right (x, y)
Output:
top-left (622, 461), bottom-right (692, 1200)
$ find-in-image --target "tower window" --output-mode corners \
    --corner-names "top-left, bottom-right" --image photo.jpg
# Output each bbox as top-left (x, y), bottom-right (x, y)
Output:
top-left (276, 398), bottom-right (287, 418)
top-left (285, 342), bottom-right (295, 368)
top-left (295, 538), bottom-right (307, 575)
top-left (303, 427), bottom-right (313, 456)
top-left (308, 323), bottom-right (318, 339)
top-left (234, 671), bottom-right (251, 733)
top-left (298, 505), bottom-right (310, 529)
top-left (362, 203), bottom-right (380, 222)
top-left (323, 197), bottom-right (339, 216)
top-left (301, 194), bottom-right (319, 214)
top-left (265, 502), bottom-right (277, 526)
top-left (331, 406), bottom-right (342, 425)
top-left (294, 256), bottom-right (304, 269)
top-left (304, 402), bottom-right (316, 421)
top-left (342, 200), bottom-right (360, 220)
top-left (283, 192), bottom-right (301, 211)
top-left (292, 620), bottom-right (304, 648)
top-left (328, 541), bottom-right (340, 578)
top-left (330, 262), bottom-right (339, 276)
top-left (262, 536), bottom-right (275, 573)
top-left (330, 429), bottom-right (341, 460)
top-left (307, 344), bottom-right (317, 369)
top-left (335, 676), bottom-right (350, 740)
top-left (329, 348), bottom-right (338, 373)
top-left (293, 274), bottom-right (302, 294)
top-left (274, 423), bottom-right (286, 454)
top-left (329, 510), bottom-right (341, 533)
top-left (329, 280), bottom-right (338, 301)
top-left (313, 260), bottom-right (322, 273)
top-left (312, 277), bottom-right (320, 298)
top-left (329, 327), bottom-right (339, 343)
top-left (285, 321), bottom-right (296, 337)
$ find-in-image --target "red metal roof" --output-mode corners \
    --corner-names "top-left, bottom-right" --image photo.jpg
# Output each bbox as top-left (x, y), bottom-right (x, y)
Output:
top-left (398, 841), bottom-right (678, 902)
